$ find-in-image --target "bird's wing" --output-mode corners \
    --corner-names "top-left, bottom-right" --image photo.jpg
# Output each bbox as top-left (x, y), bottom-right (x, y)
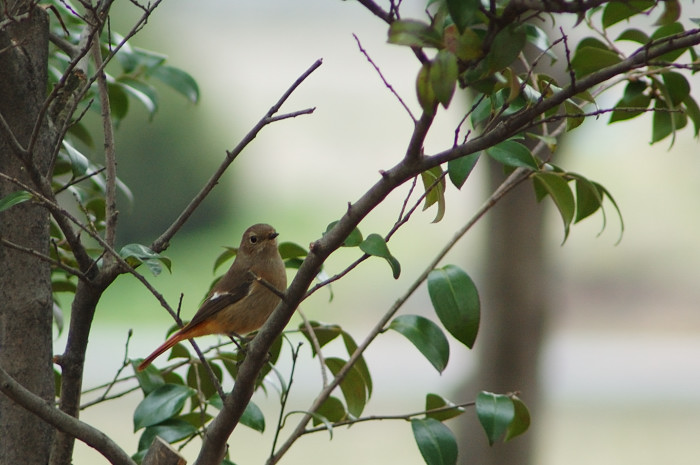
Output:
top-left (184, 279), bottom-right (252, 329)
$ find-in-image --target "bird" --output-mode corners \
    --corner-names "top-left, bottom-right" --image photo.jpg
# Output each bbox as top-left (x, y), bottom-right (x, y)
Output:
top-left (137, 223), bottom-right (287, 371)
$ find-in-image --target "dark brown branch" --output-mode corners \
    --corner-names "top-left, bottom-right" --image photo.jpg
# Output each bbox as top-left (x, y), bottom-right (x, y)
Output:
top-left (0, 235), bottom-right (86, 279)
top-left (0, 366), bottom-right (136, 465)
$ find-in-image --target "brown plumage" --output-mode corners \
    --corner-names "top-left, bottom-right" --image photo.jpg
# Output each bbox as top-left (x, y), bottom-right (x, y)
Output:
top-left (137, 224), bottom-right (287, 371)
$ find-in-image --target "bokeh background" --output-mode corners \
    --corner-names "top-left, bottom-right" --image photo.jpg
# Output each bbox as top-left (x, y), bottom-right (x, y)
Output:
top-left (55, 1), bottom-right (700, 464)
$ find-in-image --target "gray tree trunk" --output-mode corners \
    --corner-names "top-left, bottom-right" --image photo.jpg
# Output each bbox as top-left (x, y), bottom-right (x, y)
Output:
top-left (456, 160), bottom-right (549, 465)
top-left (0, 6), bottom-right (55, 465)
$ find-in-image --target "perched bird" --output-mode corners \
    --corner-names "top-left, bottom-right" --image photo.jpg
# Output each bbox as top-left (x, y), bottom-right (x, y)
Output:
top-left (137, 223), bottom-right (287, 371)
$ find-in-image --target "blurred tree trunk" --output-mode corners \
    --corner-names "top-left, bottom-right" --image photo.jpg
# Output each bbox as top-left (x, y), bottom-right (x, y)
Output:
top-left (456, 159), bottom-right (550, 465)
top-left (0, 4), bottom-right (55, 465)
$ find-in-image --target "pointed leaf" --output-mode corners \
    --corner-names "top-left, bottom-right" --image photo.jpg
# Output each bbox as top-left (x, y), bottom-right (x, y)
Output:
top-left (61, 141), bottom-right (89, 177)
top-left (119, 243), bottom-right (172, 276)
top-left (430, 50), bottom-right (458, 108)
top-left (313, 395), bottom-right (346, 426)
top-left (341, 331), bottom-right (373, 397)
top-left (151, 65), bottom-right (200, 103)
top-left (504, 396), bottom-right (531, 441)
top-left (0, 190), bottom-right (32, 212)
top-left (427, 265), bottom-right (480, 349)
top-left (476, 391), bottom-right (515, 446)
top-left (389, 315), bottom-right (449, 373)
top-left (532, 172), bottom-right (575, 242)
top-left (420, 166), bottom-right (446, 223)
top-left (448, 153), bottom-right (479, 189)
top-left (359, 234), bottom-right (401, 279)
top-left (486, 140), bottom-right (538, 170)
top-left (240, 400), bottom-right (266, 432)
top-left (572, 174), bottom-right (603, 223)
top-left (325, 221), bottom-right (363, 247)
top-left (426, 393), bottom-right (465, 421)
top-left (411, 418), bottom-right (458, 465)
top-left (133, 384), bottom-right (194, 430)
top-left (325, 357), bottom-right (368, 418)
top-left (137, 419), bottom-right (196, 451)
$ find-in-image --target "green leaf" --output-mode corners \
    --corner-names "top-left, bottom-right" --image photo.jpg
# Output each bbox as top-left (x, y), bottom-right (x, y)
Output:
top-left (119, 243), bottom-right (172, 276)
top-left (137, 418), bottom-right (196, 451)
top-left (388, 19), bottom-right (443, 48)
top-left (570, 46), bottom-right (621, 78)
top-left (150, 65), bottom-right (200, 103)
top-left (504, 396), bottom-right (531, 441)
top-left (341, 331), bottom-right (373, 397)
top-left (430, 50), bottom-right (458, 108)
top-left (654, 0), bottom-right (680, 26)
top-left (593, 181), bottom-right (625, 244)
top-left (107, 81), bottom-right (129, 120)
top-left (313, 395), bottom-right (347, 426)
top-left (488, 25), bottom-right (526, 73)
top-left (133, 384), bottom-right (194, 431)
top-left (524, 23), bottom-right (556, 59)
top-left (602, 1), bottom-right (655, 28)
top-left (564, 100), bottom-right (585, 131)
top-left (61, 141), bottom-right (89, 177)
top-left (118, 77), bottom-right (158, 117)
top-left (682, 94), bottom-right (700, 137)
top-left (325, 221), bottom-right (363, 247)
top-left (325, 357), bottom-right (368, 418)
top-left (186, 362), bottom-right (223, 400)
top-left (359, 234), bottom-right (401, 279)
top-left (427, 265), bottom-right (480, 349)
top-left (420, 166), bottom-right (446, 223)
top-left (278, 241), bottom-right (307, 260)
top-left (651, 22), bottom-right (686, 62)
top-left (298, 321), bottom-right (342, 356)
top-left (132, 361), bottom-right (165, 395)
top-left (417, 62), bottom-right (437, 115)
top-left (662, 72), bottom-right (690, 107)
top-left (411, 418), bottom-right (458, 465)
top-left (240, 400), bottom-right (265, 432)
top-left (425, 393), bottom-right (465, 422)
top-left (388, 315), bottom-right (449, 373)
top-left (0, 190), bottom-right (32, 212)
top-left (446, 0), bottom-right (481, 32)
top-left (572, 174), bottom-right (603, 224)
top-left (652, 101), bottom-right (673, 143)
top-left (616, 28), bottom-right (650, 44)
top-left (448, 153), bottom-right (479, 189)
top-left (213, 246), bottom-right (237, 272)
top-left (475, 392), bottom-right (515, 446)
top-left (485, 140), bottom-right (538, 170)
top-left (610, 81), bottom-right (650, 123)
top-left (533, 172), bottom-right (575, 242)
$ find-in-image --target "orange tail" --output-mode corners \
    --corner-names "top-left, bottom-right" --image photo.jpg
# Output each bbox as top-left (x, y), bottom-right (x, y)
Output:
top-left (137, 331), bottom-right (186, 371)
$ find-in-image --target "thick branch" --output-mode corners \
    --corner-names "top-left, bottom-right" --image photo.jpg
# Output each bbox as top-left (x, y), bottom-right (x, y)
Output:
top-left (0, 366), bottom-right (136, 465)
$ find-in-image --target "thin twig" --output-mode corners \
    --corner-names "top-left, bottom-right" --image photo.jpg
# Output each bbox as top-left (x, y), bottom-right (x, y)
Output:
top-left (301, 400), bottom-right (475, 435)
top-left (297, 308), bottom-right (328, 388)
top-left (0, 234), bottom-right (86, 279)
top-left (150, 59), bottom-right (323, 254)
top-left (353, 33), bottom-right (416, 122)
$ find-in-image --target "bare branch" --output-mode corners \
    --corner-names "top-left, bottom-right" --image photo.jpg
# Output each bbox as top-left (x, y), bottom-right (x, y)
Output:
top-left (150, 59), bottom-right (323, 253)
top-left (353, 33), bottom-right (416, 122)
top-left (0, 366), bottom-right (137, 465)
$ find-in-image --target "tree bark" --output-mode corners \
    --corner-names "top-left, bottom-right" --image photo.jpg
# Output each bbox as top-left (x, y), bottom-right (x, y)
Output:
top-left (0, 6), bottom-right (55, 465)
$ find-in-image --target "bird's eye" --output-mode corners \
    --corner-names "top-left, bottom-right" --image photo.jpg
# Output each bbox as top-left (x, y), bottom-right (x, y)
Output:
top-left (249, 235), bottom-right (258, 244)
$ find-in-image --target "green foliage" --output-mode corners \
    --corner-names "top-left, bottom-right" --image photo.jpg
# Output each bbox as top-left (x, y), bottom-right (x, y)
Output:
top-left (427, 265), bottom-right (480, 349)
top-left (411, 417), bottom-right (459, 465)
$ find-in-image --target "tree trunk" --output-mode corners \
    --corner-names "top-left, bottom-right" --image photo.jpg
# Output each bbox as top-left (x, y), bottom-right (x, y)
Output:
top-left (456, 160), bottom-right (549, 465)
top-left (0, 6), bottom-right (55, 465)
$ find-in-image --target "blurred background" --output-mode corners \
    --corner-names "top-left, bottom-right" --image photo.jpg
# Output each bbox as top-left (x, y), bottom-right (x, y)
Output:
top-left (56, 1), bottom-right (700, 464)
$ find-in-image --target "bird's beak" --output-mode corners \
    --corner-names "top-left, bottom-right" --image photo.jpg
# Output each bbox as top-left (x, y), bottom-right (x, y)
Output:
top-left (270, 231), bottom-right (279, 240)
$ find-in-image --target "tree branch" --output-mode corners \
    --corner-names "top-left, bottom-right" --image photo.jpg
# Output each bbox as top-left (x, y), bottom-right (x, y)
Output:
top-left (150, 59), bottom-right (323, 254)
top-left (0, 366), bottom-right (136, 465)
